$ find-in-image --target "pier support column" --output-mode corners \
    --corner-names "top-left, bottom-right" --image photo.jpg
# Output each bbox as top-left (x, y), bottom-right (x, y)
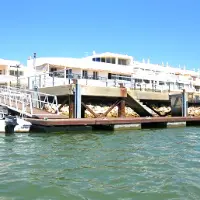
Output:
top-left (33, 86), bottom-right (39, 108)
top-left (69, 95), bottom-right (74, 118)
top-left (118, 99), bottom-right (126, 117)
top-left (81, 105), bottom-right (86, 118)
top-left (169, 89), bottom-right (188, 117)
top-left (73, 81), bottom-right (81, 118)
top-left (182, 89), bottom-right (188, 117)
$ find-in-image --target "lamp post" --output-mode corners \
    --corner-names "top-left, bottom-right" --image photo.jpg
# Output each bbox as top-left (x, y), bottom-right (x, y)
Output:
top-left (11, 64), bottom-right (20, 88)
top-left (32, 53), bottom-right (39, 108)
top-left (33, 53), bottom-right (37, 89)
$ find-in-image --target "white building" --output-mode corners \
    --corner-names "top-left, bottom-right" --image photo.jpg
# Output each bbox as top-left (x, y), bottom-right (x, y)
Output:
top-left (0, 58), bottom-right (28, 86)
top-left (24, 52), bottom-right (200, 92)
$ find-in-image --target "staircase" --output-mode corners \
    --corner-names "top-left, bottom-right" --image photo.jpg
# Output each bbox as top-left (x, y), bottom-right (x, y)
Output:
top-left (126, 93), bottom-right (158, 117)
top-left (0, 86), bottom-right (59, 117)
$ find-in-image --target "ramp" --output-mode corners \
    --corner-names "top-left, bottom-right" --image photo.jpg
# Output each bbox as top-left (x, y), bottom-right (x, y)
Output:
top-left (0, 86), bottom-right (59, 118)
top-left (126, 92), bottom-right (158, 117)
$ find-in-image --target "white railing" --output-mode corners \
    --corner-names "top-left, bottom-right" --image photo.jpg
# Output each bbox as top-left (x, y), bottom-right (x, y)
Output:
top-left (17, 69), bottom-right (199, 93)
top-left (0, 87), bottom-right (33, 116)
top-left (0, 86), bottom-right (59, 117)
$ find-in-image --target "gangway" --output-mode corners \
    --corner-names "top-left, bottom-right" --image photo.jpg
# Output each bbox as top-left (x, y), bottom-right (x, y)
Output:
top-left (0, 86), bottom-right (59, 118)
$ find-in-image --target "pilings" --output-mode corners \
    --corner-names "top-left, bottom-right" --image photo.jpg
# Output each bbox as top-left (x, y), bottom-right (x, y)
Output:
top-left (74, 82), bottom-right (81, 118)
top-left (118, 99), bottom-right (126, 117)
top-left (170, 89), bottom-right (188, 117)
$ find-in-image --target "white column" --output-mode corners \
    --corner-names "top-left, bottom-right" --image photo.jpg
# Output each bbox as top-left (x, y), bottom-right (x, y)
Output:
top-left (6, 65), bottom-right (9, 75)
top-left (64, 66), bottom-right (66, 85)
top-left (115, 57), bottom-right (118, 65)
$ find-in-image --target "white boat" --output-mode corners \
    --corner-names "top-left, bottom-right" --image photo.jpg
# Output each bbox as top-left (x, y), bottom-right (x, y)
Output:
top-left (0, 112), bottom-right (32, 133)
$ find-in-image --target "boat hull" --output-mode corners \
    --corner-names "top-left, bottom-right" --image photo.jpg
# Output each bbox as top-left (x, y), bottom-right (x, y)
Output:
top-left (0, 118), bottom-right (31, 133)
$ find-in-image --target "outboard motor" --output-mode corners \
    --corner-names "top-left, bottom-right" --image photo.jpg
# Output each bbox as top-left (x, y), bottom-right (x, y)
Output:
top-left (5, 115), bottom-right (18, 135)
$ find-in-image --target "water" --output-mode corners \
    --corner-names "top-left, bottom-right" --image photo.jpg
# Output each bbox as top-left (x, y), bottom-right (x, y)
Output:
top-left (0, 127), bottom-right (200, 200)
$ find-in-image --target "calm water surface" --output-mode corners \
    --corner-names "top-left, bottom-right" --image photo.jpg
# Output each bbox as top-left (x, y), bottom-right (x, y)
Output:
top-left (1, 127), bottom-right (200, 200)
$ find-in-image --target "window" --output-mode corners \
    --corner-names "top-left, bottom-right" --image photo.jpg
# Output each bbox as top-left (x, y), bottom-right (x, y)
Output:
top-left (106, 58), bottom-right (111, 63)
top-left (118, 59), bottom-right (127, 65)
top-left (50, 68), bottom-right (57, 72)
top-left (10, 70), bottom-right (14, 76)
top-left (93, 71), bottom-right (98, 80)
top-left (96, 58), bottom-right (100, 62)
top-left (111, 58), bottom-right (115, 64)
top-left (101, 57), bottom-right (105, 62)
top-left (159, 81), bottom-right (164, 85)
top-left (0, 70), bottom-right (2, 75)
top-left (66, 69), bottom-right (72, 78)
top-left (82, 70), bottom-right (88, 78)
top-left (19, 71), bottom-right (23, 76)
top-left (144, 79), bottom-right (150, 84)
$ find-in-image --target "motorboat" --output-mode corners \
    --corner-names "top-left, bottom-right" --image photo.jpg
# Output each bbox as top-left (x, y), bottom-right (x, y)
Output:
top-left (0, 111), bottom-right (32, 133)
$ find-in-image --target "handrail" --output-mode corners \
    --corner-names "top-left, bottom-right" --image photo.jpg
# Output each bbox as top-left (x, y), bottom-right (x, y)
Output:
top-left (0, 86), bottom-right (59, 117)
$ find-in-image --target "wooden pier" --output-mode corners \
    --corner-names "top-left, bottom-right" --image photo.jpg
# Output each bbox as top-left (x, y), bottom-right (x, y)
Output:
top-left (2, 84), bottom-right (200, 133)
top-left (26, 116), bottom-right (200, 133)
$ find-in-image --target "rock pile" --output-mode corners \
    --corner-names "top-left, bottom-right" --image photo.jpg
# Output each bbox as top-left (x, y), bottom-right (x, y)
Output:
top-left (44, 104), bottom-right (139, 118)
top-left (188, 106), bottom-right (200, 116)
top-left (84, 105), bottom-right (139, 118)
top-left (151, 105), bottom-right (171, 116)
top-left (44, 103), bottom-right (200, 117)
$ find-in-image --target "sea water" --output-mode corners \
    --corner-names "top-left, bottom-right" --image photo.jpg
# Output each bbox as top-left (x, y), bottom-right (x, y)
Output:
top-left (0, 127), bottom-right (200, 199)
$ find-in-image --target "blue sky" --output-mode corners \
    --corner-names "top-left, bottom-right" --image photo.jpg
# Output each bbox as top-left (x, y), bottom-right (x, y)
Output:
top-left (0, 0), bottom-right (200, 69)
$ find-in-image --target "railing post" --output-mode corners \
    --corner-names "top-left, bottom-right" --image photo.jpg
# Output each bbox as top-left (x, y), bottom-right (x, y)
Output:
top-left (64, 68), bottom-right (67, 85)
top-left (55, 95), bottom-right (59, 115)
top-left (22, 98), bottom-right (25, 116)
top-left (52, 72), bottom-right (55, 86)
top-left (29, 94), bottom-right (33, 116)
top-left (9, 90), bottom-right (11, 106)
top-left (39, 75), bottom-right (42, 88)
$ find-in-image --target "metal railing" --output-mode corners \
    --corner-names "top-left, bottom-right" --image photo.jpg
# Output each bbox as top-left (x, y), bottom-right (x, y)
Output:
top-left (0, 86), bottom-right (59, 117)
top-left (0, 87), bottom-right (32, 116)
top-left (17, 69), bottom-right (197, 93)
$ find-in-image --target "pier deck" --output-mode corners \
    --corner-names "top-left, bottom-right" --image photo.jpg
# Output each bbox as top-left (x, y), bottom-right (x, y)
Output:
top-left (26, 116), bottom-right (200, 126)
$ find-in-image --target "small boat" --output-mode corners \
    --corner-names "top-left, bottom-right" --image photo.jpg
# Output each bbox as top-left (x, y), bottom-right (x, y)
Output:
top-left (0, 111), bottom-right (32, 133)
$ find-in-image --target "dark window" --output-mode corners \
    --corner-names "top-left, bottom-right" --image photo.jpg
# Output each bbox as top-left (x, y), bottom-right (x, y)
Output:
top-left (66, 69), bottom-right (72, 78)
top-left (93, 71), bottom-right (98, 80)
top-left (92, 58), bottom-right (95, 61)
top-left (111, 58), bottom-right (115, 64)
top-left (101, 58), bottom-right (105, 62)
top-left (106, 58), bottom-right (111, 63)
top-left (10, 70), bottom-right (14, 76)
top-left (96, 58), bottom-right (100, 62)
top-left (144, 79), bottom-right (150, 84)
top-left (118, 59), bottom-right (127, 65)
top-left (19, 71), bottom-right (23, 76)
top-left (82, 70), bottom-right (88, 78)
top-left (50, 68), bottom-right (57, 72)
